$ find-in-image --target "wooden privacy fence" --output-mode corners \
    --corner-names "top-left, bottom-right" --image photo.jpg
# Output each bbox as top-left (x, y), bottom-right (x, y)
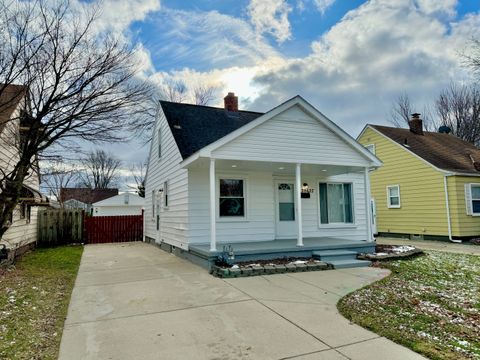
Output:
top-left (38, 209), bottom-right (84, 246)
top-left (83, 215), bottom-right (143, 244)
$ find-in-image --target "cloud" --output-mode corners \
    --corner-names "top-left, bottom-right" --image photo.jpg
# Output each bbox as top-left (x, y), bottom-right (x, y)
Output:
top-left (247, 0), bottom-right (480, 134)
top-left (148, 8), bottom-right (280, 71)
top-left (313, 0), bottom-right (336, 15)
top-left (247, 0), bottom-right (292, 43)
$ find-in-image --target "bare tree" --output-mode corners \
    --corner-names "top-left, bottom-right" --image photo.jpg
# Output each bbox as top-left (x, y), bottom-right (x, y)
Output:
top-left (0, 1), bottom-right (151, 241)
top-left (390, 93), bottom-right (433, 130)
top-left (160, 79), bottom-right (188, 103)
top-left (41, 162), bottom-right (79, 205)
top-left (78, 150), bottom-right (121, 189)
top-left (436, 83), bottom-right (480, 145)
top-left (390, 93), bottom-right (412, 128)
top-left (193, 84), bottom-right (217, 106)
top-left (127, 162), bottom-right (146, 197)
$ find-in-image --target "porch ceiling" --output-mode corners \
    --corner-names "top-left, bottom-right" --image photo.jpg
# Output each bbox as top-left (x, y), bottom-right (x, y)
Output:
top-left (184, 157), bottom-right (364, 176)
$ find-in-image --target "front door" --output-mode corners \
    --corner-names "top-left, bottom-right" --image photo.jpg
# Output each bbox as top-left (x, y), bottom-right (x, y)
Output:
top-left (275, 181), bottom-right (298, 238)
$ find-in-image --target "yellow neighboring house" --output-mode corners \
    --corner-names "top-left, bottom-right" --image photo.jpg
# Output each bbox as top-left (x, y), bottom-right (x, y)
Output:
top-left (358, 114), bottom-right (480, 241)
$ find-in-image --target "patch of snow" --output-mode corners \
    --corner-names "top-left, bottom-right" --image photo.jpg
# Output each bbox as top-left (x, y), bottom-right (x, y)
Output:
top-left (230, 265), bottom-right (239, 269)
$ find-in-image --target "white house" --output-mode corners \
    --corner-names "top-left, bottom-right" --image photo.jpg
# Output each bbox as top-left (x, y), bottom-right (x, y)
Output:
top-left (92, 193), bottom-right (144, 217)
top-left (144, 93), bottom-right (381, 268)
top-left (0, 84), bottom-right (48, 258)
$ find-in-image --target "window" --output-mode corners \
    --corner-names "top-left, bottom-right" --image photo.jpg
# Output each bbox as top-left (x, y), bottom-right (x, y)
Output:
top-left (319, 183), bottom-right (353, 224)
top-left (387, 185), bottom-right (401, 208)
top-left (20, 203), bottom-right (26, 219)
top-left (219, 179), bottom-right (245, 217)
top-left (365, 144), bottom-right (375, 155)
top-left (163, 181), bottom-right (168, 208)
top-left (466, 184), bottom-right (480, 215)
top-left (124, 193), bottom-right (130, 205)
top-left (152, 190), bottom-right (155, 218)
top-left (158, 127), bottom-right (162, 158)
top-left (26, 205), bottom-right (31, 223)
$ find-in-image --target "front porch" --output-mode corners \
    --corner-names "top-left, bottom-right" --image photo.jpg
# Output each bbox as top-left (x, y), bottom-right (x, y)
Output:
top-left (188, 237), bottom-right (375, 266)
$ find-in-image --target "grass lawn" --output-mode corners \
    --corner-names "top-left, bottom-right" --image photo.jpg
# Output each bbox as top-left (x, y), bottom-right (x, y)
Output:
top-left (338, 251), bottom-right (480, 360)
top-left (0, 245), bottom-right (83, 360)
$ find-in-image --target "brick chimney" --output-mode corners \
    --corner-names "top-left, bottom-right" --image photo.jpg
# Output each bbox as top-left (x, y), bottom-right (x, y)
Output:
top-left (408, 113), bottom-right (423, 135)
top-left (224, 92), bottom-right (238, 112)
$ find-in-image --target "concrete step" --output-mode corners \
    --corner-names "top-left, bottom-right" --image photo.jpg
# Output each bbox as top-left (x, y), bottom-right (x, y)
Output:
top-left (327, 259), bottom-right (372, 269)
top-left (312, 250), bottom-right (358, 261)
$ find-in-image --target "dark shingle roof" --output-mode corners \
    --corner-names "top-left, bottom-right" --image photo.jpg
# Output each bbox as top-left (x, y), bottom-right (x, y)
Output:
top-left (60, 188), bottom-right (118, 204)
top-left (371, 124), bottom-right (480, 174)
top-left (160, 101), bottom-right (264, 159)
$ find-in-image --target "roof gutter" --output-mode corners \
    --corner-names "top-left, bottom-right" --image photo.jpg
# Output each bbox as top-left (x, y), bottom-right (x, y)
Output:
top-left (443, 174), bottom-right (461, 243)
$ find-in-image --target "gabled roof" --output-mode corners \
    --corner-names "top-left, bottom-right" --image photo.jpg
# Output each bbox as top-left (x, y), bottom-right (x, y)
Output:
top-left (160, 96), bottom-right (381, 167)
top-left (60, 188), bottom-right (118, 205)
top-left (369, 124), bottom-right (480, 175)
top-left (0, 84), bottom-right (27, 135)
top-left (93, 193), bottom-right (145, 206)
top-left (160, 101), bottom-right (263, 159)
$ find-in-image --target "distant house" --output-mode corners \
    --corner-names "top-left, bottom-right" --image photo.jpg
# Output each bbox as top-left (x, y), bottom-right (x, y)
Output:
top-left (358, 114), bottom-right (480, 241)
top-left (144, 93), bottom-right (381, 269)
top-left (92, 193), bottom-right (144, 216)
top-left (60, 188), bottom-right (118, 214)
top-left (0, 84), bottom-right (49, 255)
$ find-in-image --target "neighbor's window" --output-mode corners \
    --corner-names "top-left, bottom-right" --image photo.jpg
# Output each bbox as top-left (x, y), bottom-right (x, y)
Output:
top-left (26, 205), bottom-right (31, 223)
top-left (469, 184), bottom-right (480, 214)
top-left (219, 179), bottom-right (245, 217)
top-left (387, 185), bottom-right (401, 208)
top-left (365, 144), bottom-right (375, 155)
top-left (319, 183), bottom-right (353, 224)
top-left (124, 193), bottom-right (130, 205)
top-left (163, 181), bottom-right (168, 208)
top-left (158, 127), bottom-right (162, 158)
top-left (20, 203), bottom-right (26, 219)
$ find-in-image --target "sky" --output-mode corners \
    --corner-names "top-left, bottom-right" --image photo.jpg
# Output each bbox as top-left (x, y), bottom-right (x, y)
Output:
top-left (77, 0), bottom-right (480, 189)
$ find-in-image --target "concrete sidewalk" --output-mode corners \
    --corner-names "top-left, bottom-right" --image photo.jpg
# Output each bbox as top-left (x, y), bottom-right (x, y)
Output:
top-left (59, 242), bottom-right (425, 360)
top-left (377, 237), bottom-right (480, 255)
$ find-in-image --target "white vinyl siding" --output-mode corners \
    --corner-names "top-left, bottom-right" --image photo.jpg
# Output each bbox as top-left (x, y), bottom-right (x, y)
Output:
top-left (144, 108), bottom-right (188, 249)
top-left (0, 96), bottom-right (39, 249)
top-left (187, 170), bottom-right (368, 244)
top-left (211, 105), bottom-right (370, 167)
top-left (387, 185), bottom-right (401, 208)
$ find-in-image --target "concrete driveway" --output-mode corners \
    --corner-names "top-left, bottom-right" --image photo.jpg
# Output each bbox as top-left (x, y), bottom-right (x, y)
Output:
top-left (59, 242), bottom-right (424, 360)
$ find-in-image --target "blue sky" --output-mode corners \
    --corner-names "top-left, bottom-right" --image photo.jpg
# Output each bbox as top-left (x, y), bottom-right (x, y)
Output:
top-left (73, 0), bottom-right (480, 189)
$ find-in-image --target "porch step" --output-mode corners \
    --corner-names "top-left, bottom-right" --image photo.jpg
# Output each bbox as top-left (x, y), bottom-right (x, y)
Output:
top-left (327, 259), bottom-right (372, 269)
top-left (312, 250), bottom-right (358, 261)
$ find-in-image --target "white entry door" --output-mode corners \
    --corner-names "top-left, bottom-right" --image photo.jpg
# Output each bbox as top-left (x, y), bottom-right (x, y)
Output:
top-left (275, 181), bottom-right (298, 238)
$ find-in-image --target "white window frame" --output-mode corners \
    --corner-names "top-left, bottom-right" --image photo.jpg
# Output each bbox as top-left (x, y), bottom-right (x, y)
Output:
top-left (387, 185), bottom-right (401, 209)
top-left (317, 181), bottom-right (355, 227)
top-left (365, 144), bottom-right (376, 155)
top-left (217, 175), bottom-right (248, 221)
top-left (466, 183), bottom-right (480, 216)
top-left (163, 181), bottom-right (169, 209)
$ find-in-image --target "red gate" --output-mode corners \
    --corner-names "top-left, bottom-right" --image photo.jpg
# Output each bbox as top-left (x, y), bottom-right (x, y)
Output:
top-left (84, 215), bottom-right (143, 244)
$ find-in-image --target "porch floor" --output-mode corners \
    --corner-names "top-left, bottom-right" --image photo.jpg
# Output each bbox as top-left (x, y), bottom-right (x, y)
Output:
top-left (189, 237), bottom-right (375, 262)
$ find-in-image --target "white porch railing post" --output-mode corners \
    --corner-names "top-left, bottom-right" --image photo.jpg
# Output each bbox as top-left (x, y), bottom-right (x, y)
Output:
top-left (364, 167), bottom-right (374, 242)
top-left (296, 163), bottom-right (303, 247)
top-left (210, 158), bottom-right (217, 251)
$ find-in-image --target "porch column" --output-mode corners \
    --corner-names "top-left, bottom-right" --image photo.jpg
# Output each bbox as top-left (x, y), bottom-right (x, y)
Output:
top-left (209, 158), bottom-right (217, 251)
top-left (364, 167), bottom-right (374, 242)
top-left (295, 163), bottom-right (303, 247)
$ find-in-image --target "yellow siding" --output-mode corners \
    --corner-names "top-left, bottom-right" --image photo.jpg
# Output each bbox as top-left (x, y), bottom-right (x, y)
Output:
top-left (447, 176), bottom-right (480, 237)
top-left (359, 127), bottom-right (448, 236)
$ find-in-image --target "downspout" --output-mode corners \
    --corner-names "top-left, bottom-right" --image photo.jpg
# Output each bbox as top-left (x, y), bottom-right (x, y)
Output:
top-left (443, 174), bottom-right (460, 243)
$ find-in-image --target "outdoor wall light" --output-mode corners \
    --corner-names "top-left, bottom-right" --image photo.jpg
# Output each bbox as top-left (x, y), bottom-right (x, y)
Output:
top-left (231, 164), bottom-right (237, 168)
top-left (278, 167), bottom-right (285, 170)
